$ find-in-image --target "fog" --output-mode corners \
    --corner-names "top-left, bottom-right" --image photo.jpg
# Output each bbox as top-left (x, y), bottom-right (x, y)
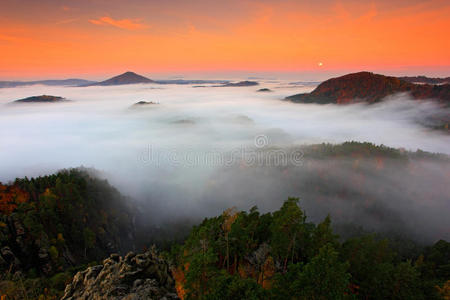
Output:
top-left (1, 80), bottom-right (449, 242)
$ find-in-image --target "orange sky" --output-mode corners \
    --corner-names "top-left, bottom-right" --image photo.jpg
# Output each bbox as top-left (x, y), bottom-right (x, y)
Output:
top-left (1, 0), bottom-right (449, 80)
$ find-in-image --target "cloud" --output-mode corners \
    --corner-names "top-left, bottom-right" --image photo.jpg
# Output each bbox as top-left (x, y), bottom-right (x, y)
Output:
top-left (55, 18), bottom-right (78, 25)
top-left (89, 16), bottom-right (148, 30)
top-left (62, 5), bottom-right (74, 12)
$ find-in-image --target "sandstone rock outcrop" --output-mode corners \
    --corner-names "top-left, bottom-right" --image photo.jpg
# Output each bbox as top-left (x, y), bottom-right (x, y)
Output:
top-left (62, 250), bottom-right (179, 300)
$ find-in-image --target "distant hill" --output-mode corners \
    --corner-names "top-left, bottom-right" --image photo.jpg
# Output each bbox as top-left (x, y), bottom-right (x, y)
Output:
top-left (89, 71), bottom-right (154, 86)
top-left (222, 80), bottom-right (259, 87)
top-left (194, 81), bottom-right (259, 88)
top-left (130, 101), bottom-right (159, 108)
top-left (399, 76), bottom-right (450, 85)
top-left (286, 72), bottom-right (450, 104)
top-left (0, 79), bottom-right (95, 88)
top-left (134, 101), bottom-right (158, 105)
top-left (257, 88), bottom-right (273, 92)
top-left (13, 95), bottom-right (68, 103)
top-left (154, 79), bottom-right (229, 85)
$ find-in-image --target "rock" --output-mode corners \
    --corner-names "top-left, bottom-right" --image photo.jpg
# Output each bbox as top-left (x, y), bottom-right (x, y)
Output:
top-left (124, 252), bottom-right (136, 263)
top-left (110, 253), bottom-right (121, 262)
top-left (13, 217), bottom-right (25, 236)
top-left (62, 250), bottom-right (179, 300)
top-left (257, 88), bottom-right (272, 92)
top-left (0, 246), bottom-right (21, 270)
top-left (38, 247), bottom-right (53, 275)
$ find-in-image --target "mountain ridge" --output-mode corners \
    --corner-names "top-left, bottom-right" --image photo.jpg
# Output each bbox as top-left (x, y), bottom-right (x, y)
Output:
top-left (0, 79), bottom-right (95, 88)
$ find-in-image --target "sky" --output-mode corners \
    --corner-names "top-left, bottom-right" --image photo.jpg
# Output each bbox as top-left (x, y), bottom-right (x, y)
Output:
top-left (1, 0), bottom-right (449, 80)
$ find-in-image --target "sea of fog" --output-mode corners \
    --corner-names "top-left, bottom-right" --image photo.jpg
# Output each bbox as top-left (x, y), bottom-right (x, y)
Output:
top-left (0, 80), bottom-right (449, 242)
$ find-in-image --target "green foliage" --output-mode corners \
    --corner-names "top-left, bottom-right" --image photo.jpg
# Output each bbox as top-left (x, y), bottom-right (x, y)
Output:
top-left (340, 235), bottom-right (396, 299)
top-left (272, 244), bottom-right (351, 300)
top-left (176, 199), bottom-right (449, 300)
top-left (298, 244), bottom-right (350, 299)
top-left (391, 261), bottom-right (424, 300)
top-left (308, 214), bottom-right (339, 259)
top-left (48, 246), bottom-right (59, 262)
top-left (183, 218), bottom-right (221, 298)
top-left (0, 168), bottom-right (136, 298)
top-left (270, 197), bottom-right (306, 270)
top-left (205, 271), bottom-right (267, 300)
top-left (83, 228), bottom-right (96, 249)
top-left (49, 272), bottom-right (72, 291)
top-left (424, 240), bottom-right (450, 280)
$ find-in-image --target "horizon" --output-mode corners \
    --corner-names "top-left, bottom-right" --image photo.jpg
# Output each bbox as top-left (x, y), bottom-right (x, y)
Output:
top-left (1, 0), bottom-right (449, 80)
top-left (2, 67), bottom-right (450, 82)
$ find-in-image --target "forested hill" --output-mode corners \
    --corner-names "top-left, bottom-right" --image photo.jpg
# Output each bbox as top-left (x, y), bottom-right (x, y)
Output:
top-left (286, 72), bottom-right (450, 104)
top-left (170, 199), bottom-right (450, 300)
top-left (0, 168), bottom-right (136, 297)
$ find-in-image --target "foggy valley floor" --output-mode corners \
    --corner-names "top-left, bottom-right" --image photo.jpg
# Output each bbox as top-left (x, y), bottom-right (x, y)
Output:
top-left (0, 79), bottom-right (449, 299)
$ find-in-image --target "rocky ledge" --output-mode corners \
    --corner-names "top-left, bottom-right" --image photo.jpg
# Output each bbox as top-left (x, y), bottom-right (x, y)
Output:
top-left (62, 250), bottom-right (179, 300)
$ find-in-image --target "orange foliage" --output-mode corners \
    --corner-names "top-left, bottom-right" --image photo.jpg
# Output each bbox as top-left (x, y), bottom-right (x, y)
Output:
top-left (437, 280), bottom-right (450, 300)
top-left (0, 184), bottom-right (29, 214)
top-left (237, 256), bottom-right (275, 289)
top-left (43, 188), bottom-right (54, 197)
top-left (348, 283), bottom-right (360, 296)
top-left (222, 207), bottom-right (238, 233)
top-left (238, 261), bottom-right (256, 279)
top-left (172, 263), bottom-right (189, 300)
top-left (259, 256), bottom-right (275, 289)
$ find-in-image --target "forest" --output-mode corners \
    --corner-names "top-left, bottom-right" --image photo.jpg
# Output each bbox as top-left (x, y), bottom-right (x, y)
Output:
top-left (0, 168), bottom-right (136, 298)
top-left (0, 143), bottom-right (449, 299)
top-left (169, 198), bottom-right (449, 299)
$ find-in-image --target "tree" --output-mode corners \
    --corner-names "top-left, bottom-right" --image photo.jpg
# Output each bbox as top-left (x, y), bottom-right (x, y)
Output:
top-left (184, 219), bottom-right (221, 299)
top-left (270, 198), bottom-right (306, 271)
top-left (309, 215), bottom-right (339, 259)
top-left (48, 246), bottom-right (59, 263)
top-left (221, 207), bottom-right (238, 272)
top-left (341, 235), bottom-right (396, 299)
top-left (83, 228), bottom-right (95, 258)
top-left (391, 261), bottom-right (424, 300)
top-left (272, 244), bottom-right (351, 300)
top-left (298, 244), bottom-right (350, 300)
top-left (206, 271), bottom-right (267, 300)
